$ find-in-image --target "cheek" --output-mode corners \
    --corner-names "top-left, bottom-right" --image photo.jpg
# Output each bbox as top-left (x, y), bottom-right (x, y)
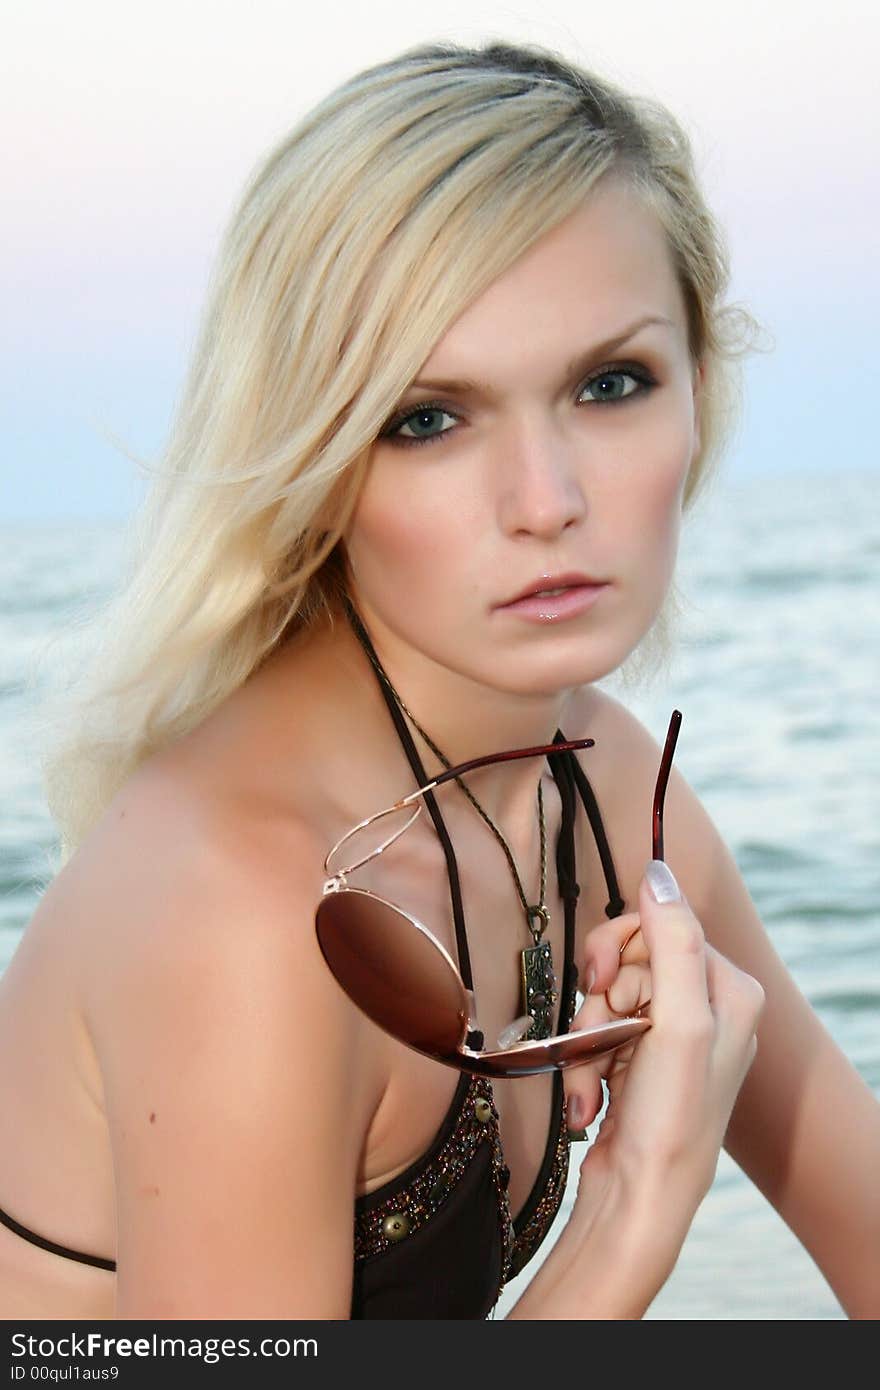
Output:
top-left (636, 393), bottom-right (694, 519)
top-left (608, 442), bottom-right (686, 521)
top-left (606, 405), bottom-right (691, 590)
top-left (649, 449), bottom-right (689, 529)
top-left (344, 465), bottom-right (473, 601)
top-left (641, 448), bottom-right (687, 577)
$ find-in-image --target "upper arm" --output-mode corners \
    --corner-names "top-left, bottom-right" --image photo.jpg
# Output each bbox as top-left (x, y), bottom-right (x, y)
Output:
top-left (578, 689), bottom-right (880, 1313)
top-left (80, 768), bottom-right (381, 1318)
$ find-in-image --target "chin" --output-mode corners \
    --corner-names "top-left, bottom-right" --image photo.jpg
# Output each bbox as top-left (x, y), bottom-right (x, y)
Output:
top-left (461, 650), bottom-right (617, 702)
top-left (493, 622), bottom-right (642, 695)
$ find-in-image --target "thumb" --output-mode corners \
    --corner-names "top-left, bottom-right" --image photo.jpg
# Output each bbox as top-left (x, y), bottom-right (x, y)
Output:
top-left (637, 860), bottom-right (708, 1027)
top-left (643, 859), bottom-right (687, 909)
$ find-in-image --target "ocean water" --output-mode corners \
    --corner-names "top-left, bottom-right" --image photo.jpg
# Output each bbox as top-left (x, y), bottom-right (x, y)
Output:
top-left (1, 468), bottom-right (877, 1319)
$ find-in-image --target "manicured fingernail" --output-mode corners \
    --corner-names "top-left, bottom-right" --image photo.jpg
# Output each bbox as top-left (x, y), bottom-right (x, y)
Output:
top-left (567, 1094), bottom-right (584, 1128)
top-left (585, 966), bottom-right (596, 995)
top-left (645, 859), bottom-right (681, 903)
top-left (497, 1015), bottom-right (533, 1049)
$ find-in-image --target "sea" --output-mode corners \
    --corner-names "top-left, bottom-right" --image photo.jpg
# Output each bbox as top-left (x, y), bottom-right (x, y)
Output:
top-left (1, 468), bottom-right (877, 1320)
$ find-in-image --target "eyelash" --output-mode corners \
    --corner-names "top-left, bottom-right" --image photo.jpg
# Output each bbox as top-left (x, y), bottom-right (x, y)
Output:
top-left (378, 362), bottom-right (658, 449)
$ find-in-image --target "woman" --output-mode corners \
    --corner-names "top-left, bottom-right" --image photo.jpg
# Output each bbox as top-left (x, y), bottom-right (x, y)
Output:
top-left (1, 40), bottom-right (877, 1320)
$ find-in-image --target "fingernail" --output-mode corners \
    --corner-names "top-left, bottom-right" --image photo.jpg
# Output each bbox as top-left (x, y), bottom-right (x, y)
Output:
top-left (645, 859), bottom-right (681, 903)
top-left (567, 1094), bottom-right (584, 1128)
top-left (497, 1015), bottom-right (533, 1049)
top-left (585, 966), bottom-right (596, 995)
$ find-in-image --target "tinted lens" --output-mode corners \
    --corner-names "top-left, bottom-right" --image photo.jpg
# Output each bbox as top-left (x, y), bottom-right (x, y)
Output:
top-left (316, 889), bottom-right (468, 1057)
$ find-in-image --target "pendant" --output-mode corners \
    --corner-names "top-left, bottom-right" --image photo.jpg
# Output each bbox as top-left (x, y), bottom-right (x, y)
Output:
top-left (520, 939), bottom-right (558, 1041)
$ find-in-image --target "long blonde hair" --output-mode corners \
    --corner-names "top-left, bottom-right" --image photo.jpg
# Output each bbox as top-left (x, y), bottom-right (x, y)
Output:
top-left (36, 38), bottom-right (762, 869)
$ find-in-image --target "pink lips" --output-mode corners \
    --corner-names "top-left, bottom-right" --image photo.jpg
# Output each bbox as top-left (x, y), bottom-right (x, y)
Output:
top-left (502, 571), bottom-right (603, 605)
top-left (496, 582), bottom-right (608, 623)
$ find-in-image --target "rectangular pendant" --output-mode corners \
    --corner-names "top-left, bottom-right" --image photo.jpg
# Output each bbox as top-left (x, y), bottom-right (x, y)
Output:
top-left (520, 940), bottom-right (556, 1041)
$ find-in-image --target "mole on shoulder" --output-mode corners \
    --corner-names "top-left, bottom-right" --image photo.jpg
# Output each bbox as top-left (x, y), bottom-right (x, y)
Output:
top-left (149, 1112), bottom-right (156, 1123)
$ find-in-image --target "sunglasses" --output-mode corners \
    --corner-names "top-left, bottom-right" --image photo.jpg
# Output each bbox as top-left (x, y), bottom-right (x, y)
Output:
top-left (315, 711), bottom-right (683, 1078)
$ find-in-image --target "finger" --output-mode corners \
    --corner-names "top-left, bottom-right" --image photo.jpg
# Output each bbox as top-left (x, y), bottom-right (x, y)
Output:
top-left (605, 963), bottom-right (651, 1018)
top-left (570, 984), bottom-right (617, 1030)
top-left (636, 861), bottom-right (710, 1030)
top-left (566, 991), bottom-right (630, 1093)
top-left (581, 910), bottom-right (642, 995)
top-left (618, 925), bottom-right (647, 967)
top-left (568, 990), bottom-right (620, 1071)
top-left (562, 1061), bottom-right (605, 1134)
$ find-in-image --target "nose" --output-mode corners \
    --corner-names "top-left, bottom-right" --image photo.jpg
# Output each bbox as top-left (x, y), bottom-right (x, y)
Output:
top-left (495, 412), bottom-right (588, 540)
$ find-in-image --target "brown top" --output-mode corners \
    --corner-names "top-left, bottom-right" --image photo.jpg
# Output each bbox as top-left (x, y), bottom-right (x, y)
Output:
top-left (351, 1055), bottom-right (574, 1318)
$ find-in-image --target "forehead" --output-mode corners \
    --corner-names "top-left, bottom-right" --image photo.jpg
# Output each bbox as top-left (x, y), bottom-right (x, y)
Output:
top-left (420, 178), bottom-right (686, 372)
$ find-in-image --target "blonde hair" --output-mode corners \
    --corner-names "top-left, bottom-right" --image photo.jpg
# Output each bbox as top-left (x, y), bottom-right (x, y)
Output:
top-left (36, 38), bottom-right (763, 868)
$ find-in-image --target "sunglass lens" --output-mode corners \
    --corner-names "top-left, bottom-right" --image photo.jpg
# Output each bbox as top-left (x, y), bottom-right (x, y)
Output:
top-left (316, 890), bottom-right (468, 1058)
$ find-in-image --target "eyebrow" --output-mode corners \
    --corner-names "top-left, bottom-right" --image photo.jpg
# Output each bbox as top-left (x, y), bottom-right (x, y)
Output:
top-left (407, 314), bottom-right (675, 396)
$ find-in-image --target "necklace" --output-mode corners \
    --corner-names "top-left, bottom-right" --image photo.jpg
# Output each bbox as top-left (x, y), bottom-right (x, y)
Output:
top-left (343, 598), bottom-right (559, 1041)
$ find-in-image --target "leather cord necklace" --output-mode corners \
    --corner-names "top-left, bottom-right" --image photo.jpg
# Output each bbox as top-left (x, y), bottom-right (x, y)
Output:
top-left (341, 591), bottom-right (559, 1041)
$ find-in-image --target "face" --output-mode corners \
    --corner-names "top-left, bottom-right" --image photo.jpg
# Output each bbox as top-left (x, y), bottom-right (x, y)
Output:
top-left (341, 176), bottom-right (703, 700)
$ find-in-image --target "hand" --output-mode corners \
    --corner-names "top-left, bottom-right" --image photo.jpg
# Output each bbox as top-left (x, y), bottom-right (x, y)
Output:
top-left (561, 908), bottom-right (651, 1133)
top-left (563, 860), bottom-right (765, 1245)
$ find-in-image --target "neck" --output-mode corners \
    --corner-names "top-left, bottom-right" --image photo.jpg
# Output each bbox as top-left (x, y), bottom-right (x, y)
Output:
top-left (336, 592), bottom-right (579, 834)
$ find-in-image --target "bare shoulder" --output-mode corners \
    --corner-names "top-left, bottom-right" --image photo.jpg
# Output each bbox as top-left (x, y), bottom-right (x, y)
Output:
top-left (57, 748), bottom-right (335, 1021)
top-left (56, 752), bottom-right (384, 1315)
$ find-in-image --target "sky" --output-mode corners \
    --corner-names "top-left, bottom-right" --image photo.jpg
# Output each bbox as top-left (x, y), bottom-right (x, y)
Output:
top-left (2, 0), bottom-right (878, 521)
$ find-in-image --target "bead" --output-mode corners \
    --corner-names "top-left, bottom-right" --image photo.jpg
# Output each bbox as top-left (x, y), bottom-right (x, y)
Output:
top-left (381, 1211), bottom-right (411, 1241)
top-left (499, 1163), bottom-right (511, 1190)
top-left (430, 1172), bottom-right (452, 1203)
top-left (474, 1097), bottom-right (492, 1123)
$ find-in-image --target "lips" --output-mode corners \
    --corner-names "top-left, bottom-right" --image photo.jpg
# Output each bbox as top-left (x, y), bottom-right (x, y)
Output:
top-left (499, 572), bottom-right (605, 607)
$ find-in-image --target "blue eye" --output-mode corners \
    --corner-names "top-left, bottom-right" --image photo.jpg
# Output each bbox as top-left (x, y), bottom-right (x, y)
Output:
top-left (579, 367), bottom-right (654, 404)
top-left (380, 403), bottom-right (459, 447)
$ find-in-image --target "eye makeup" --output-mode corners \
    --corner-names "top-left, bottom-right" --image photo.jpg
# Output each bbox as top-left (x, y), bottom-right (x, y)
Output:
top-left (377, 361), bottom-right (658, 449)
